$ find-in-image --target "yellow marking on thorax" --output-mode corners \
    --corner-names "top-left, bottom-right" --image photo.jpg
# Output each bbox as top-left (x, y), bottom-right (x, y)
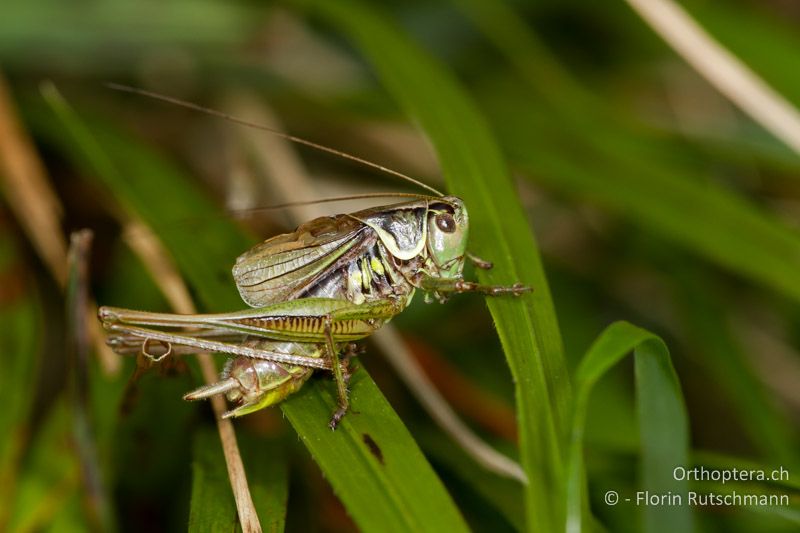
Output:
top-left (370, 257), bottom-right (385, 276)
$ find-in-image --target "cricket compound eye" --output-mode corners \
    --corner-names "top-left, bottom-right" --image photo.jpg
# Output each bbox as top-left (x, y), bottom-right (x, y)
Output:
top-left (435, 212), bottom-right (456, 233)
top-left (428, 204), bottom-right (468, 272)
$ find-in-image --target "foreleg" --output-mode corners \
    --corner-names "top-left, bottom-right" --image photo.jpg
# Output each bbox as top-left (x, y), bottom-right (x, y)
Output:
top-left (420, 276), bottom-right (531, 297)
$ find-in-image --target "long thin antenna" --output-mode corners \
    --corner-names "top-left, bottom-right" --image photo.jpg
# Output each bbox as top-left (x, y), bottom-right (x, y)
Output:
top-left (230, 192), bottom-right (433, 216)
top-left (105, 83), bottom-right (444, 197)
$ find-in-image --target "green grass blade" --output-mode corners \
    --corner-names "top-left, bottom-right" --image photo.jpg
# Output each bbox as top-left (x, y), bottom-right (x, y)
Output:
top-left (238, 436), bottom-right (289, 533)
top-left (294, 1), bottom-right (570, 530)
top-left (460, 0), bottom-right (799, 483)
top-left (189, 430), bottom-right (288, 533)
top-left (189, 430), bottom-right (289, 532)
top-left (568, 322), bottom-right (693, 533)
top-left (189, 429), bottom-right (242, 532)
top-left (35, 87), bottom-right (468, 533)
top-left (635, 339), bottom-right (693, 533)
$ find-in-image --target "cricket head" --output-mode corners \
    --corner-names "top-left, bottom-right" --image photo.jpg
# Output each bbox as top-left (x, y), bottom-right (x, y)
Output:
top-left (427, 196), bottom-right (469, 279)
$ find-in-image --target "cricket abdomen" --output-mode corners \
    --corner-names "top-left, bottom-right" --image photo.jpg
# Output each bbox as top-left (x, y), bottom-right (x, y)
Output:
top-left (214, 339), bottom-right (322, 417)
top-left (228, 314), bottom-right (383, 342)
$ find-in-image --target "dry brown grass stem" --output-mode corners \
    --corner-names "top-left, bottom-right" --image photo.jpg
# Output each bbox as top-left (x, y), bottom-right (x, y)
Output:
top-left (122, 218), bottom-right (262, 533)
top-left (626, 0), bottom-right (800, 156)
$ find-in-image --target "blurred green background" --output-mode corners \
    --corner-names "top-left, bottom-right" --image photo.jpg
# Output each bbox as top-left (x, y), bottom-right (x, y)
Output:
top-left (1, 0), bottom-right (799, 531)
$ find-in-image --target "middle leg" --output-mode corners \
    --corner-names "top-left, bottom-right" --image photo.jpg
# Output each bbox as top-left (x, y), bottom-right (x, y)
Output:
top-left (324, 315), bottom-right (351, 429)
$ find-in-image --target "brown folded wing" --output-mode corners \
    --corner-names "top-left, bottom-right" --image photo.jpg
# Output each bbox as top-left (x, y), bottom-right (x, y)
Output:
top-left (232, 214), bottom-right (371, 307)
